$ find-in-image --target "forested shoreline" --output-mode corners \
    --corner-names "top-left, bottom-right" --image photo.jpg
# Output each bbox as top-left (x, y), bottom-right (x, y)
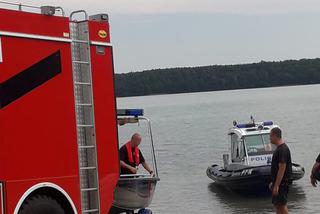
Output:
top-left (115, 59), bottom-right (320, 97)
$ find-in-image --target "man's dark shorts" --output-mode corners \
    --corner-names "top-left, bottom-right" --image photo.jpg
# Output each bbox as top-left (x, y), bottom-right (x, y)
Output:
top-left (272, 184), bottom-right (289, 206)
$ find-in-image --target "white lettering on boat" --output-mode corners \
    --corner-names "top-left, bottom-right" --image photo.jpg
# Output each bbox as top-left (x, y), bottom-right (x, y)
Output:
top-left (249, 154), bottom-right (272, 166)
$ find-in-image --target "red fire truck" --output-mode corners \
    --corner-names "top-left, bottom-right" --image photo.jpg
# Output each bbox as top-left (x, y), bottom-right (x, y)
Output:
top-left (0, 2), bottom-right (119, 214)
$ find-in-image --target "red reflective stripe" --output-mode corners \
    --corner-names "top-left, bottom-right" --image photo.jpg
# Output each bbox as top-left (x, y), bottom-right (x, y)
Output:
top-left (125, 141), bottom-right (140, 166)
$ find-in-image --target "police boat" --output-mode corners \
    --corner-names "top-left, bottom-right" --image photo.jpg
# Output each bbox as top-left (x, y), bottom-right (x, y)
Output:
top-left (110, 109), bottom-right (160, 214)
top-left (206, 118), bottom-right (305, 191)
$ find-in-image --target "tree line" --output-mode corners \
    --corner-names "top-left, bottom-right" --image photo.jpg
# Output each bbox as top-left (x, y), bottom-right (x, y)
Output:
top-left (115, 58), bottom-right (320, 97)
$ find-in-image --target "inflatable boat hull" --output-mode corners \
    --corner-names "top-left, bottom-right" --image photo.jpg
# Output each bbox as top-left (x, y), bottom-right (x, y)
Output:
top-left (207, 163), bottom-right (304, 191)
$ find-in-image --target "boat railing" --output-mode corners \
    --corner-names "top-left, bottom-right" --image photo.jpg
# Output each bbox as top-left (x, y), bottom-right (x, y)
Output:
top-left (119, 173), bottom-right (160, 182)
top-left (120, 174), bottom-right (150, 178)
top-left (117, 114), bottom-right (159, 178)
top-left (139, 117), bottom-right (159, 177)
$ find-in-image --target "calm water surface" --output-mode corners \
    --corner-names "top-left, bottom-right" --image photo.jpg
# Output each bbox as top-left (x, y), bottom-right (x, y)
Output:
top-left (117, 85), bottom-right (320, 214)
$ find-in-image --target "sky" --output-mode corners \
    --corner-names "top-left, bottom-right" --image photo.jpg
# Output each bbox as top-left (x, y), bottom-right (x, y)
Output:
top-left (3, 0), bottom-right (320, 73)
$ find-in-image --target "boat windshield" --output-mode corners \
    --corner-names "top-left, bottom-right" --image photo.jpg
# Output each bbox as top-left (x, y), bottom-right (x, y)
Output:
top-left (244, 134), bottom-right (276, 156)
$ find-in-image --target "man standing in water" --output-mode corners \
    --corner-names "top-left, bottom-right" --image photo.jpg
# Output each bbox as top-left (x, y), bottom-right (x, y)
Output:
top-left (269, 127), bottom-right (292, 214)
top-left (119, 133), bottom-right (154, 175)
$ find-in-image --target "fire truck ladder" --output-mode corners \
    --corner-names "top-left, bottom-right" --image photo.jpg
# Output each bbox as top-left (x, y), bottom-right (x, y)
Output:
top-left (70, 11), bottom-right (100, 214)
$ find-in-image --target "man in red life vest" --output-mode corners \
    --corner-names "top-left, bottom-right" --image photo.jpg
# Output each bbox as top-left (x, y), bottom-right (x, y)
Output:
top-left (119, 133), bottom-right (154, 175)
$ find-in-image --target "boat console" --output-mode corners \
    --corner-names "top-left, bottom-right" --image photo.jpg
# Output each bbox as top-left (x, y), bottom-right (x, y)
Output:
top-left (207, 117), bottom-right (305, 192)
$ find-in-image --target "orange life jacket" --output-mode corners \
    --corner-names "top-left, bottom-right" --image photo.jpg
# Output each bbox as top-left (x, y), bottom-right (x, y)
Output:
top-left (126, 141), bottom-right (140, 166)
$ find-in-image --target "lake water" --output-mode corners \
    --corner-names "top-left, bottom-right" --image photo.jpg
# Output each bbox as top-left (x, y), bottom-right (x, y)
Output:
top-left (117, 84), bottom-right (320, 214)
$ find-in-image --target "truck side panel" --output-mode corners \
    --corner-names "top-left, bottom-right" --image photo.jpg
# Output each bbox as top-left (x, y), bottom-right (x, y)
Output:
top-left (0, 9), bottom-right (81, 213)
top-left (0, 8), bottom-right (70, 38)
top-left (89, 20), bottom-right (119, 213)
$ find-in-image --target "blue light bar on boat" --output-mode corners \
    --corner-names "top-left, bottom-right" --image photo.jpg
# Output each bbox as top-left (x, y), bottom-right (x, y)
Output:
top-left (117, 109), bottom-right (144, 117)
top-left (236, 121), bottom-right (273, 128)
top-left (236, 124), bottom-right (247, 128)
top-left (236, 123), bottom-right (255, 128)
top-left (263, 121), bottom-right (273, 126)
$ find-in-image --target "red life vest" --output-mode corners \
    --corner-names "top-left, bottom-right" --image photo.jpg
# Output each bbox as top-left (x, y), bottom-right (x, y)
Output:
top-left (126, 141), bottom-right (140, 166)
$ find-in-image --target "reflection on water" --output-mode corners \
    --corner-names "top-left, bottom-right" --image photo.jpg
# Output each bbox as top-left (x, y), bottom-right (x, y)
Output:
top-left (208, 183), bottom-right (306, 214)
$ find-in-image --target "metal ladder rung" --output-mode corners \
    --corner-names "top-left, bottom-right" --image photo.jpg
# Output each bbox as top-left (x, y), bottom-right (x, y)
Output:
top-left (80, 166), bottom-right (97, 170)
top-left (82, 209), bottom-right (99, 213)
top-left (73, 60), bottom-right (90, 64)
top-left (77, 124), bottom-right (94, 128)
top-left (74, 82), bottom-right (91, 86)
top-left (71, 20), bottom-right (100, 212)
top-left (79, 145), bottom-right (95, 149)
top-left (81, 188), bottom-right (98, 192)
top-left (76, 103), bottom-right (92, 107)
top-left (72, 39), bottom-right (89, 44)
